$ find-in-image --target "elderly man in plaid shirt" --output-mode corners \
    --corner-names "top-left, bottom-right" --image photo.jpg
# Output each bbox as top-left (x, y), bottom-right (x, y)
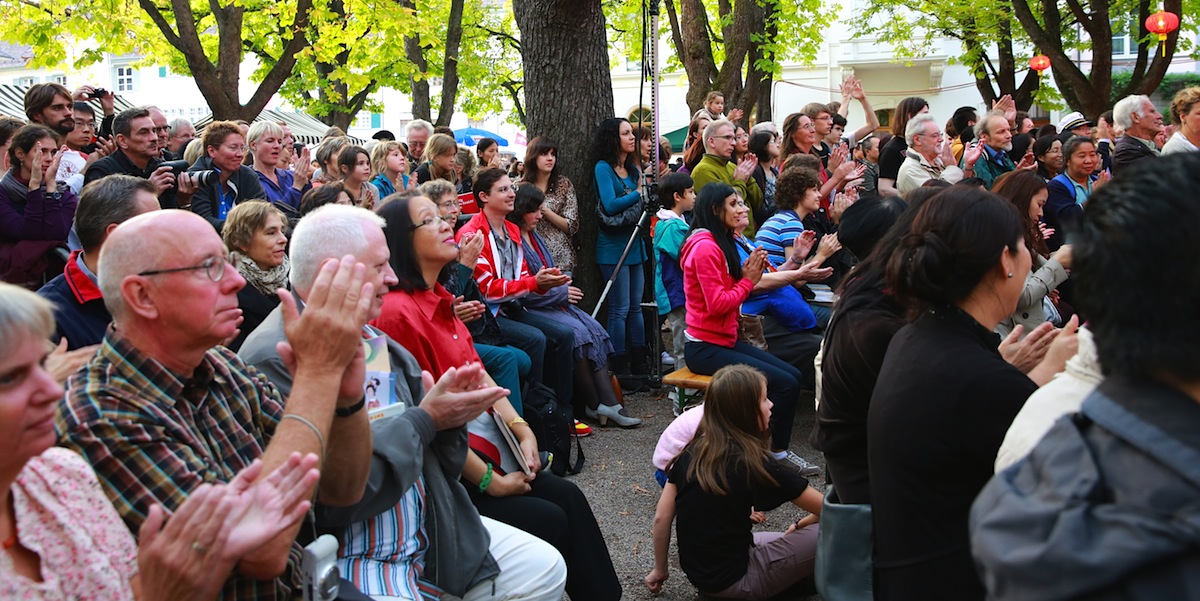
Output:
top-left (56, 209), bottom-right (376, 599)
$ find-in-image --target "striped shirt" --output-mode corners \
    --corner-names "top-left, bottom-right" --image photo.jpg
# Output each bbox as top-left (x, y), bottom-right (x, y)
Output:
top-left (56, 330), bottom-right (299, 601)
top-left (339, 478), bottom-right (442, 599)
top-left (755, 211), bottom-right (806, 267)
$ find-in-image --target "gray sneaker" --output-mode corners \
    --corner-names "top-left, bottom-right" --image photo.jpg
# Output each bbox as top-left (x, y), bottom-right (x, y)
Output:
top-left (778, 451), bottom-right (822, 477)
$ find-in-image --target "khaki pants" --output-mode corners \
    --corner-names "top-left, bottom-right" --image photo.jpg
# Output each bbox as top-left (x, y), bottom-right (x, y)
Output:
top-left (710, 525), bottom-right (820, 600)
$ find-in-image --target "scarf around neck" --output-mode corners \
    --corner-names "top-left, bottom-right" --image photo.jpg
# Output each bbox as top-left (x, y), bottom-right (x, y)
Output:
top-left (234, 251), bottom-right (290, 297)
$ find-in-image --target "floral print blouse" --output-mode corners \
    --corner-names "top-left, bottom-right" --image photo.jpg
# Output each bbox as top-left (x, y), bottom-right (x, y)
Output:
top-left (530, 175), bottom-right (579, 272)
top-left (1, 448), bottom-right (138, 600)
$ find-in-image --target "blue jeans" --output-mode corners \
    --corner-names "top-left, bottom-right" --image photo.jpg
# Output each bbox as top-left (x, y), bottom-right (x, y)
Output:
top-left (685, 340), bottom-right (803, 451)
top-left (498, 313), bottom-right (575, 410)
top-left (597, 263), bottom-right (646, 355)
top-left (476, 343), bottom-right (531, 416)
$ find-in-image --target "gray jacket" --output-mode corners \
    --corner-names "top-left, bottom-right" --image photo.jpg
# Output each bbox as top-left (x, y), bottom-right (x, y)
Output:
top-left (971, 377), bottom-right (1200, 600)
top-left (238, 305), bottom-right (500, 596)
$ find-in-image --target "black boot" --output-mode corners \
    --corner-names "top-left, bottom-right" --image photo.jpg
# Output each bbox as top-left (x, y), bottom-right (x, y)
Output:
top-left (610, 353), bottom-right (648, 393)
top-left (630, 346), bottom-right (651, 375)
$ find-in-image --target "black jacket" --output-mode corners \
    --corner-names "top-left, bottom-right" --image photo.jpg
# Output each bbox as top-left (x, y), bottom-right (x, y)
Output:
top-left (972, 377), bottom-right (1200, 600)
top-left (1111, 135), bottom-right (1159, 178)
top-left (83, 149), bottom-right (178, 209)
top-left (188, 156), bottom-right (266, 232)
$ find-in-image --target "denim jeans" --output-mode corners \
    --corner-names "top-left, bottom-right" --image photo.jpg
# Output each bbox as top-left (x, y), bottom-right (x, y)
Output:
top-left (685, 339), bottom-right (803, 451)
top-left (476, 343), bottom-right (531, 416)
top-left (498, 312), bottom-right (576, 410)
top-left (597, 263), bottom-right (646, 355)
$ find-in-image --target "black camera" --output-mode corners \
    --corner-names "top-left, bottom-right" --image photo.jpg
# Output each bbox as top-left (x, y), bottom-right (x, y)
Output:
top-left (86, 88), bottom-right (108, 99)
top-left (161, 160), bottom-right (216, 187)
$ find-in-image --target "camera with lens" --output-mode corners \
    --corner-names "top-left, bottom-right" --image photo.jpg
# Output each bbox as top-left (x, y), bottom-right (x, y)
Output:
top-left (301, 534), bottom-right (341, 601)
top-left (86, 88), bottom-right (108, 99)
top-left (161, 160), bottom-right (216, 187)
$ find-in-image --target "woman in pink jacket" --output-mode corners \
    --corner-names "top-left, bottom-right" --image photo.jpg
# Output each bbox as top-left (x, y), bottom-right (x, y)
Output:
top-left (680, 182), bottom-right (813, 474)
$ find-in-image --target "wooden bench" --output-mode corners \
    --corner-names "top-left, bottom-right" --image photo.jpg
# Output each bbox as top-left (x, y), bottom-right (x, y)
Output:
top-left (663, 367), bottom-right (711, 415)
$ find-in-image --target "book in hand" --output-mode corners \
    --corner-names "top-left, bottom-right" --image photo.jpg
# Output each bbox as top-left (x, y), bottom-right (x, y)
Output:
top-left (493, 411), bottom-right (534, 476)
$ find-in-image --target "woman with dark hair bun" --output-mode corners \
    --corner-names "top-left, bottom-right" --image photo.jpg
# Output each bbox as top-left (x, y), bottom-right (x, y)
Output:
top-left (867, 187), bottom-right (1077, 601)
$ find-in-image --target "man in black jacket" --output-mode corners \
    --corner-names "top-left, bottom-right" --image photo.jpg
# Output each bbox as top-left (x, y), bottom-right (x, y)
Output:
top-left (971, 153), bottom-right (1200, 600)
top-left (1111, 94), bottom-right (1165, 177)
top-left (83, 106), bottom-right (194, 209)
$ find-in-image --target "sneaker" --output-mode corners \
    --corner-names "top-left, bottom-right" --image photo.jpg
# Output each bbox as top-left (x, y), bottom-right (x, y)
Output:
top-left (573, 420), bottom-right (593, 437)
top-left (777, 451), bottom-right (821, 477)
top-left (661, 351), bottom-right (676, 367)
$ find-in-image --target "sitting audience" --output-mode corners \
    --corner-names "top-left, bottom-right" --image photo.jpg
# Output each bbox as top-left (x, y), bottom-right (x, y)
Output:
top-left (1044, 136), bottom-right (1105, 251)
top-left (238, 204), bottom-right (565, 600)
top-left (1, 282), bottom-right (320, 600)
top-left (972, 152), bottom-right (1200, 599)
top-left (337, 145), bottom-right (379, 209)
top-left (37, 174), bottom-right (159, 349)
top-left (299, 181), bottom-right (352, 216)
top-left (221, 200), bottom-right (289, 351)
top-left (84, 107), bottom-right (189, 210)
top-left (370, 194), bottom-right (620, 601)
top-left (1111, 94), bottom-right (1165, 176)
top-left (56, 209), bottom-right (374, 598)
top-left (867, 187), bottom-right (1076, 600)
top-left (895, 114), bottom-right (964, 193)
top-left (1161, 86), bottom-right (1200, 155)
top-left (507, 185), bottom-right (640, 428)
top-left (646, 365), bottom-right (823, 599)
top-left (414, 133), bottom-right (460, 187)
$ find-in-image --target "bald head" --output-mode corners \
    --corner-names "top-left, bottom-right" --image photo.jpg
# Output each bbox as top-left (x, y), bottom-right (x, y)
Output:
top-left (99, 210), bottom-right (222, 320)
top-left (147, 107), bottom-right (170, 153)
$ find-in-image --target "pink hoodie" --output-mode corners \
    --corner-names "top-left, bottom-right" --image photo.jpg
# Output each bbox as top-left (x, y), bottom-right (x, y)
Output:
top-left (680, 229), bottom-right (754, 347)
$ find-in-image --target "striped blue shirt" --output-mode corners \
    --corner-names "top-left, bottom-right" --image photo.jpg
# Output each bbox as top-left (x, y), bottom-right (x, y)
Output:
top-left (339, 477), bottom-right (441, 599)
top-left (755, 211), bottom-right (806, 267)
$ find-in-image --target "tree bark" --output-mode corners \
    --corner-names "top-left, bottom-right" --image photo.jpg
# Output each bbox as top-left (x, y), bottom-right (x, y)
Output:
top-left (1012, 0), bottom-right (1180, 120)
top-left (400, 0), bottom-right (432, 121)
top-left (138, 0), bottom-right (312, 121)
top-left (434, 0), bottom-right (466, 126)
top-left (678, 0), bottom-right (718, 113)
top-left (513, 0), bottom-right (613, 307)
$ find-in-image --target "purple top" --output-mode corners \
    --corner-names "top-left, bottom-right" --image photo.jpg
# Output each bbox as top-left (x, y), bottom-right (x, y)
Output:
top-left (255, 167), bottom-right (308, 209)
top-left (0, 170), bottom-right (79, 242)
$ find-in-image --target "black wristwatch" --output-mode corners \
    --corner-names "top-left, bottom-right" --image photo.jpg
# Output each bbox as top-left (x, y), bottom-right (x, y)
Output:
top-left (335, 396), bottom-right (366, 417)
top-left (45, 190), bottom-right (63, 200)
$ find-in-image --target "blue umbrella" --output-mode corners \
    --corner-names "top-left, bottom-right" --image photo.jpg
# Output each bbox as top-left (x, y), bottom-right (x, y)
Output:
top-left (453, 127), bottom-right (509, 147)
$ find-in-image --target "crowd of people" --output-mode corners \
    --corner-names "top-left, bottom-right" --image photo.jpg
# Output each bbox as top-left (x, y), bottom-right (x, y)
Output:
top-left (2, 75), bottom-right (1199, 601)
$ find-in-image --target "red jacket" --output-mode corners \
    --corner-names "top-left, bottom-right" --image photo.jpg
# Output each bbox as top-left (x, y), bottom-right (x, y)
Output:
top-left (680, 229), bottom-right (754, 347)
top-left (456, 211), bottom-right (542, 304)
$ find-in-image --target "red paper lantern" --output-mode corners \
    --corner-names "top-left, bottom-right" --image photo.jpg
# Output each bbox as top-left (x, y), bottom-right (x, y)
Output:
top-left (1029, 55), bottom-right (1051, 73)
top-left (1146, 11), bottom-right (1180, 41)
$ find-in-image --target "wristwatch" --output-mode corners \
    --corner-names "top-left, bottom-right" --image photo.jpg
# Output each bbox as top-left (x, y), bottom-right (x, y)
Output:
top-left (335, 396), bottom-right (366, 417)
top-left (44, 190), bottom-right (63, 200)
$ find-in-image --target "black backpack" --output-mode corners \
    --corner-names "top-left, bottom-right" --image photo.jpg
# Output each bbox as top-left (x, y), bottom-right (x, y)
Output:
top-left (522, 382), bottom-right (584, 476)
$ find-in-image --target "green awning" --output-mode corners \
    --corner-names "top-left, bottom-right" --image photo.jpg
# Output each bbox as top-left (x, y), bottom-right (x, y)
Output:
top-left (663, 124), bottom-right (689, 153)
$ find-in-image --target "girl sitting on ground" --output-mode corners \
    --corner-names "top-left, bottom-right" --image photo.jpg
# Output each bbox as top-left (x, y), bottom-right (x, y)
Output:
top-left (645, 364), bottom-right (823, 599)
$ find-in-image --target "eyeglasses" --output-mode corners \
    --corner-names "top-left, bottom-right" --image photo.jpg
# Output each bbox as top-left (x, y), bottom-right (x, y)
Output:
top-left (712, 135), bottom-right (736, 141)
top-left (408, 217), bottom-right (440, 231)
top-left (438, 199), bottom-right (462, 210)
top-left (138, 256), bottom-right (227, 282)
top-left (73, 120), bottom-right (96, 130)
top-left (917, 131), bottom-right (945, 139)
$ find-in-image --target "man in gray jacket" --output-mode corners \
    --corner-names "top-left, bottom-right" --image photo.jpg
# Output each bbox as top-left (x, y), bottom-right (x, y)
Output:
top-left (970, 153), bottom-right (1200, 600)
top-left (239, 204), bottom-right (566, 600)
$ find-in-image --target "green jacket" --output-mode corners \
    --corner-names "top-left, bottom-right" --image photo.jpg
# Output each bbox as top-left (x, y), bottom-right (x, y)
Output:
top-left (691, 154), bottom-right (764, 236)
top-left (964, 145), bottom-right (1015, 190)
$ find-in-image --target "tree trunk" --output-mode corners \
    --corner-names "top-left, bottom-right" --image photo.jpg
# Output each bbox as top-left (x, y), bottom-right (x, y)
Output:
top-left (434, 0), bottom-right (466, 126)
top-left (678, 0), bottom-right (719, 113)
top-left (138, 0), bottom-right (312, 121)
top-left (513, 0), bottom-right (613, 307)
top-left (400, 0), bottom-right (432, 121)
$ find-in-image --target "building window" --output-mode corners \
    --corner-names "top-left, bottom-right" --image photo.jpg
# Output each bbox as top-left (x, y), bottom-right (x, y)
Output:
top-left (52, 74), bottom-right (67, 86)
top-left (115, 66), bottom-right (136, 92)
top-left (16, 76), bottom-right (34, 87)
top-left (627, 106), bottom-right (653, 125)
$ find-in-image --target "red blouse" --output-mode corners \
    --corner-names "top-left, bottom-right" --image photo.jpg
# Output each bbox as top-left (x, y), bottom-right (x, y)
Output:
top-left (369, 285), bottom-right (481, 376)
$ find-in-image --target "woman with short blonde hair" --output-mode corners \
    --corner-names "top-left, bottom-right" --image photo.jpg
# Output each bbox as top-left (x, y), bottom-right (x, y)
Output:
top-left (221, 200), bottom-right (289, 350)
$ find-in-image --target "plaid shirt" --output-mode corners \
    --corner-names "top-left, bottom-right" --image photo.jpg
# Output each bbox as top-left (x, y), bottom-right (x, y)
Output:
top-left (56, 330), bottom-right (300, 600)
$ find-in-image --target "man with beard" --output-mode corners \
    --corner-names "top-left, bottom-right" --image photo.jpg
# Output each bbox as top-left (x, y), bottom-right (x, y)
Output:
top-left (25, 83), bottom-right (117, 140)
top-left (968, 110), bottom-right (1036, 189)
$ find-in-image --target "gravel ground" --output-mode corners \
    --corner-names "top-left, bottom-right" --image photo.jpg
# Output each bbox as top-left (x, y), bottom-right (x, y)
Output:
top-left (567, 382), bottom-right (825, 601)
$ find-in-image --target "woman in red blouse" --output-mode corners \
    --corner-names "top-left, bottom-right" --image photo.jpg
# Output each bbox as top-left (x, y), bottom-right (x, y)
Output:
top-left (370, 194), bottom-right (621, 601)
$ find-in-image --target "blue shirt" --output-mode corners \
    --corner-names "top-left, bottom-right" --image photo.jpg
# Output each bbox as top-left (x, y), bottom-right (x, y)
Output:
top-left (593, 161), bottom-right (647, 265)
top-left (256, 168), bottom-right (309, 209)
top-left (754, 211), bottom-right (805, 268)
top-left (734, 236), bottom-right (817, 332)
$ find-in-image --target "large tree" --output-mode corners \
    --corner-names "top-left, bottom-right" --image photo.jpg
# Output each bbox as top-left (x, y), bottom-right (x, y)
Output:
top-left (1011, 0), bottom-right (1183, 119)
top-left (513, 0), bottom-right (613, 302)
top-left (2, 0), bottom-right (314, 121)
top-left (607, 0), bottom-right (830, 125)
top-left (853, 0), bottom-right (1041, 109)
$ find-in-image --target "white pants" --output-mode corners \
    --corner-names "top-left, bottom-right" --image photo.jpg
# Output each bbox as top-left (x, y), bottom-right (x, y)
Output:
top-left (445, 517), bottom-right (566, 601)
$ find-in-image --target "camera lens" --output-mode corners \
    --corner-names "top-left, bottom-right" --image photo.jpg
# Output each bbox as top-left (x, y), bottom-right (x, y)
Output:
top-left (318, 566), bottom-right (340, 601)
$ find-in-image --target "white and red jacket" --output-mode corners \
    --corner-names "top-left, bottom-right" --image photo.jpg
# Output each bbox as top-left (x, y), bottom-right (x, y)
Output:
top-left (456, 211), bottom-right (544, 307)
